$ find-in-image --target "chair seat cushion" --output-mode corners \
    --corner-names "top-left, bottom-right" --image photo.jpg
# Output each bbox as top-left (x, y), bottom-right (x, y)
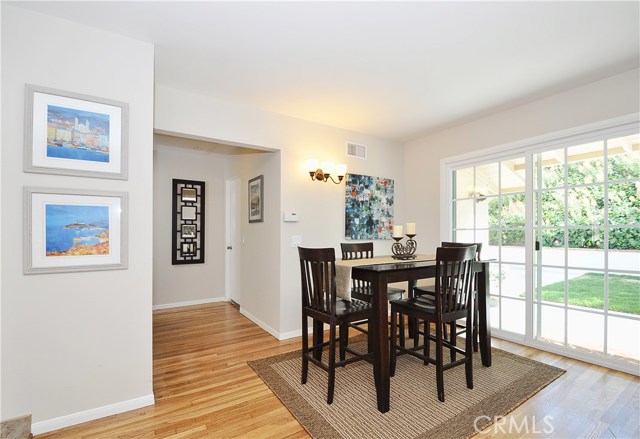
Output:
top-left (336, 298), bottom-right (372, 316)
top-left (391, 295), bottom-right (467, 313)
top-left (415, 286), bottom-right (477, 299)
top-left (414, 286), bottom-right (436, 297)
top-left (352, 286), bottom-right (405, 301)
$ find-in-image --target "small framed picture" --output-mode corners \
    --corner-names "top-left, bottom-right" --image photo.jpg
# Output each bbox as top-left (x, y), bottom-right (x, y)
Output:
top-left (248, 175), bottom-right (264, 223)
top-left (182, 206), bottom-right (196, 220)
top-left (182, 187), bottom-right (197, 202)
top-left (24, 187), bottom-right (128, 274)
top-left (24, 84), bottom-right (128, 180)
top-left (181, 224), bottom-right (196, 238)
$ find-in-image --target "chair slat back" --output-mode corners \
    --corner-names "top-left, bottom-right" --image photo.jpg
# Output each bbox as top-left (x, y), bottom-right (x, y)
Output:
top-left (340, 242), bottom-right (374, 260)
top-left (341, 242), bottom-right (374, 293)
top-left (298, 247), bottom-right (337, 316)
top-left (435, 246), bottom-right (476, 315)
top-left (440, 241), bottom-right (482, 260)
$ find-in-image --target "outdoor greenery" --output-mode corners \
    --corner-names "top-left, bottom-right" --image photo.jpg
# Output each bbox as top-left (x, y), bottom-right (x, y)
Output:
top-left (488, 151), bottom-right (640, 249)
top-left (533, 272), bottom-right (640, 315)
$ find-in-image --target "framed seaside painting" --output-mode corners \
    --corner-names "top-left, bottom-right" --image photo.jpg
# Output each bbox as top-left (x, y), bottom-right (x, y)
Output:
top-left (24, 84), bottom-right (129, 180)
top-left (248, 175), bottom-right (264, 223)
top-left (24, 187), bottom-right (128, 274)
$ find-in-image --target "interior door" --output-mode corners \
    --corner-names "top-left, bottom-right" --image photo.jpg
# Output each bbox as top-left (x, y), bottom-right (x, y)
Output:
top-left (226, 177), bottom-right (241, 306)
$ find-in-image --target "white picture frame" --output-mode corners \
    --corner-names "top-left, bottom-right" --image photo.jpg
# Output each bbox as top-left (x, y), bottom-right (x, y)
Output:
top-left (24, 84), bottom-right (129, 180)
top-left (24, 187), bottom-right (128, 274)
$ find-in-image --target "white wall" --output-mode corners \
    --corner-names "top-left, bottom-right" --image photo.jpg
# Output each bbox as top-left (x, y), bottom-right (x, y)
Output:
top-left (405, 68), bottom-right (640, 251)
top-left (1, 5), bottom-right (154, 433)
top-left (155, 84), bottom-right (405, 337)
top-left (152, 140), bottom-right (228, 307)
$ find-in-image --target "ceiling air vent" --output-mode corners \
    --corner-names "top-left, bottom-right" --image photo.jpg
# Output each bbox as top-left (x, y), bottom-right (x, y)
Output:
top-left (346, 141), bottom-right (367, 159)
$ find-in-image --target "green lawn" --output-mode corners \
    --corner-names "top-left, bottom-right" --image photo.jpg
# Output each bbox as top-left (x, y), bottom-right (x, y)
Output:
top-left (537, 273), bottom-right (640, 315)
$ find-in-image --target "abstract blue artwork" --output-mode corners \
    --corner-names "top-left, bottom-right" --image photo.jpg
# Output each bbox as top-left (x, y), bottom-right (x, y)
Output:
top-left (345, 173), bottom-right (394, 240)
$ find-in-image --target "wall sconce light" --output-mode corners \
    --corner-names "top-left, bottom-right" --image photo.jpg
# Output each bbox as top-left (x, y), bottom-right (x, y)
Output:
top-left (305, 159), bottom-right (347, 184)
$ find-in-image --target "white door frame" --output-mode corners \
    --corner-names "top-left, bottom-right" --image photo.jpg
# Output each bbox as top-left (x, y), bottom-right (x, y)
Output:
top-left (225, 177), bottom-right (241, 305)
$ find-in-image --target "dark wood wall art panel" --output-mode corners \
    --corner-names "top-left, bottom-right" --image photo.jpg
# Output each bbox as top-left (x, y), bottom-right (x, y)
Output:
top-left (172, 179), bottom-right (205, 264)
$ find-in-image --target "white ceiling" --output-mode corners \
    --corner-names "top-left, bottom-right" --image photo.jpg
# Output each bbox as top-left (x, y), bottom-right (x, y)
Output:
top-left (11, 1), bottom-right (640, 142)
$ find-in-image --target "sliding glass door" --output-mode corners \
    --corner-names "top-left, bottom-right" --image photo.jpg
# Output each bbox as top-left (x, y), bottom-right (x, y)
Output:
top-left (449, 130), bottom-right (640, 371)
top-left (533, 134), bottom-right (640, 364)
top-left (452, 155), bottom-right (527, 336)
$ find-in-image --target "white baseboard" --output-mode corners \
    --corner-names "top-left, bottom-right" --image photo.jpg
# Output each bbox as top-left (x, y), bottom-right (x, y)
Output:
top-left (31, 394), bottom-right (155, 435)
top-left (278, 329), bottom-right (302, 340)
top-left (153, 297), bottom-right (226, 310)
top-left (238, 310), bottom-right (328, 341)
top-left (239, 308), bottom-right (281, 339)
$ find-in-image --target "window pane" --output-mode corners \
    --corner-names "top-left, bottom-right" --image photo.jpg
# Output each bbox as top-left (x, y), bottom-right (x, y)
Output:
top-left (540, 189), bottom-right (565, 227)
top-left (501, 158), bottom-right (525, 193)
top-left (567, 310), bottom-right (604, 354)
top-left (568, 185), bottom-right (604, 226)
top-left (608, 134), bottom-right (640, 181)
top-left (475, 196), bottom-right (490, 228)
top-left (567, 141), bottom-right (604, 185)
top-left (567, 248), bottom-right (604, 270)
top-left (482, 242), bottom-right (499, 260)
top-left (501, 230), bottom-right (525, 263)
top-left (454, 167), bottom-right (475, 199)
top-left (608, 182), bottom-right (640, 225)
top-left (568, 228), bottom-right (604, 250)
top-left (567, 270), bottom-right (604, 311)
top-left (535, 150), bottom-right (564, 189)
top-left (500, 263), bottom-right (526, 299)
top-left (489, 264), bottom-right (501, 296)
top-left (453, 199), bottom-right (474, 229)
top-left (501, 193), bottom-right (525, 227)
top-left (538, 229), bottom-right (565, 266)
top-left (609, 228), bottom-right (640, 270)
top-left (486, 196), bottom-right (499, 227)
top-left (534, 303), bottom-right (565, 345)
top-left (608, 273), bottom-right (640, 315)
top-left (607, 315), bottom-right (640, 363)
top-left (453, 229), bottom-right (475, 243)
top-left (489, 295), bottom-right (500, 330)
top-left (476, 162), bottom-right (499, 197)
top-left (501, 298), bottom-right (526, 334)
top-left (536, 266), bottom-right (565, 304)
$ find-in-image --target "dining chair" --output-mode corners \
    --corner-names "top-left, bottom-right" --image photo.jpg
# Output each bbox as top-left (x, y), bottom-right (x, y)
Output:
top-left (340, 242), bottom-right (405, 302)
top-left (413, 242), bottom-right (482, 356)
top-left (298, 246), bottom-right (374, 404)
top-left (340, 242), bottom-right (406, 352)
top-left (389, 245), bottom-right (476, 402)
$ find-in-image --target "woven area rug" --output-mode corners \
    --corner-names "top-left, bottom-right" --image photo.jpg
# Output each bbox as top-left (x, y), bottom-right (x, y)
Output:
top-left (248, 336), bottom-right (564, 439)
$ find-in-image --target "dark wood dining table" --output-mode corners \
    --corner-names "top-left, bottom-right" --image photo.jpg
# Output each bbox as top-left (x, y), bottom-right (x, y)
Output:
top-left (316, 258), bottom-right (492, 413)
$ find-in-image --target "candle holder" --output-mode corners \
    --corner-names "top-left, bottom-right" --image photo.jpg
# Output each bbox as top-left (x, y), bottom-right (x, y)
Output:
top-left (391, 234), bottom-right (417, 260)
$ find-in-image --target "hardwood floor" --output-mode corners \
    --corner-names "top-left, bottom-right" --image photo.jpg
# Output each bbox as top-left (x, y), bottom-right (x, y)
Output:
top-left (37, 302), bottom-right (639, 438)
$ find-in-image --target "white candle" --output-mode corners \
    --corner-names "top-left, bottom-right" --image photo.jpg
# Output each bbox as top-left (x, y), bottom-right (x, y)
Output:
top-left (393, 225), bottom-right (403, 238)
top-left (406, 222), bottom-right (416, 235)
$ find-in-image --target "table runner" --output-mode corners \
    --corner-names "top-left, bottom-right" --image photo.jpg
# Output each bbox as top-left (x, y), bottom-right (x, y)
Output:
top-left (335, 254), bottom-right (436, 300)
